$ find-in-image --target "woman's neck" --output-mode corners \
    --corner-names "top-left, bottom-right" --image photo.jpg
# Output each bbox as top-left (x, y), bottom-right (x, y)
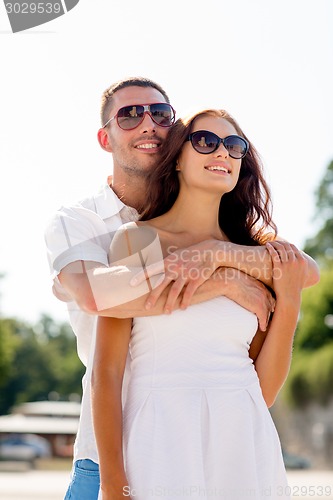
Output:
top-left (150, 188), bottom-right (225, 241)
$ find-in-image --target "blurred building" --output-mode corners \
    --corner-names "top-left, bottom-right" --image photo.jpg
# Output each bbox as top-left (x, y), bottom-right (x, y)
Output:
top-left (0, 401), bottom-right (80, 458)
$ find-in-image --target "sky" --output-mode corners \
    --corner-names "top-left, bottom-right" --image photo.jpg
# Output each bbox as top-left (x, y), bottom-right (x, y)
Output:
top-left (0, 0), bottom-right (332, 324)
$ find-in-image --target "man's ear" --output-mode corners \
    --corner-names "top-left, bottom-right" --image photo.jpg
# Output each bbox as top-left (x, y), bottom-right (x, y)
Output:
top-left (97, 128), bottom-right (113, 152)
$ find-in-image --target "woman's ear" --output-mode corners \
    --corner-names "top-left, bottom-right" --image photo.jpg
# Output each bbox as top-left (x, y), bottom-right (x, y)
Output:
top-left (97, 128), bottom-right (113, 152)
top-left (175, 158), bottom-right (181, 171)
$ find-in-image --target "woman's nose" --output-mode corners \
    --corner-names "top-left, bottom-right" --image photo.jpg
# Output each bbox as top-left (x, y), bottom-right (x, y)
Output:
top-left (214, 142), bottom-right (229, 158)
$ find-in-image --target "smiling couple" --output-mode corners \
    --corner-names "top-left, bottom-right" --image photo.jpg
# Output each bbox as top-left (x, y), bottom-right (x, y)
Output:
top-left (44, 76), bottom-right (319, 500)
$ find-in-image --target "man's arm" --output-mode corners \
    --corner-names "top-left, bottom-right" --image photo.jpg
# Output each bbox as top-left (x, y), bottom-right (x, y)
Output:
top-left (132, 239), bottom-right (319, 310)
top-left (58, 225), bottom-right (275, 327)
top-left (214, 240), bottom-right (319, 288)
top-left (58, 262), bottom-right (274, 331)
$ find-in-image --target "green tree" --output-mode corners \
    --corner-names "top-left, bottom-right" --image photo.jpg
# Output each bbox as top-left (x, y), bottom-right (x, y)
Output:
top-left (283, 343), bottom-right (333, 408)
top-left (0, 315), bottom-right (85, 415)
top-left (294, 267), bottom-right (333, 350)
top-left (304, 160), bottom-right (333, 264)
top-left (34, 314), bottom-right (85, 397)
top-left (0, 318), bottom-right (17, 388)
top-left (281, 159), bottom-right (333, 407)
top-left (0, 318), bottom-right (36, 413)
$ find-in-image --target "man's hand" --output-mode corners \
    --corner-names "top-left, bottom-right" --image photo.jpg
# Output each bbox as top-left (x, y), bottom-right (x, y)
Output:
top-left (130, 240), bottom-right (221, 312)
top-left (218, 268), bottom-right (275, 331)
top-left (130, 239), bottom-right (275, 322)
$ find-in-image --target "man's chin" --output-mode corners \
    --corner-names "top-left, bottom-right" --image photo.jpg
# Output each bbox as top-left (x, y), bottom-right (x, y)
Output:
top-left (135, 147), bottom-right (161, 158)
top-left (139, 152), bottom-right (161, 169)
top-left (124, 161), bottom-right (159, 178)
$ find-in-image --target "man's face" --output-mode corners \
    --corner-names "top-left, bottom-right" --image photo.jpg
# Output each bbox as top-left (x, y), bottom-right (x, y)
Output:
top-left (100, 86), bottom-right (171, 178)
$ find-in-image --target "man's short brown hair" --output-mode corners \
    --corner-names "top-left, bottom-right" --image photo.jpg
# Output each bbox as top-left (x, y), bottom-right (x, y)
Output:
top-left (100, 77), bottom-right (170, 127)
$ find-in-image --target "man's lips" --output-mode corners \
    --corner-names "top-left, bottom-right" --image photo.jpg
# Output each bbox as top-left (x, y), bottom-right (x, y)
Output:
top-left (136, 143), bottom-right (160, 150)
top-left (134, 138), bottom-right (161, 152)
top-left (134, 135), bottom-right (162, 151)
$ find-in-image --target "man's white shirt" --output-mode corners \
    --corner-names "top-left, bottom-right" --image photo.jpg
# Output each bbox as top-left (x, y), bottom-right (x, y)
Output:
top-left (45, 182), bottom-right (139, 464)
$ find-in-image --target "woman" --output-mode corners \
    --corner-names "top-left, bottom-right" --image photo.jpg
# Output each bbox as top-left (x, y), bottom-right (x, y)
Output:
top-left (92, 109), bottom-right (309, 499)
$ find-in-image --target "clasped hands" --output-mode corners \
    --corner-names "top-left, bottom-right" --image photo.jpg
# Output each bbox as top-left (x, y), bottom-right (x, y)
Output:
top-left (130, 239), bottom-right (308, 332)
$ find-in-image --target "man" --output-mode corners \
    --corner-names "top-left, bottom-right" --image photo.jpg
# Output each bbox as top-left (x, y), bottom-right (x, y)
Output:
top-left (45, 77), bottom-right (318, 500)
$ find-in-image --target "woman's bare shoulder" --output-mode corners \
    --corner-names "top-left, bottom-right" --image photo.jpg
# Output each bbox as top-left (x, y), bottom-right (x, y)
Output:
top-left (110, 222), bottom-right (160, 260)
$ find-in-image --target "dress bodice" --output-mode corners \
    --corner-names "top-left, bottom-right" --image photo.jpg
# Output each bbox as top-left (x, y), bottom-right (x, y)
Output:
top-left (128, 296), bottom-right (259, 390)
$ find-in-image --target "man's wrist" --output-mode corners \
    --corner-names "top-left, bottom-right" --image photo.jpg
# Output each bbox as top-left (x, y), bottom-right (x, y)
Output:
top-left (218, 242), bottom-right (273, 285)
top-left (214, 240), bottom-right (232, 267)
top-left (214, 267), bottom-right (235, 294)
top-left (214, 241), bottom-right (248, 270)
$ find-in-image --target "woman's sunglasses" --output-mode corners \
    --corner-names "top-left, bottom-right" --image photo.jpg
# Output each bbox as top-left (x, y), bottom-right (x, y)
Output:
top-left (103, 103), bottom-right (176, 130)
top-left (187, 130), bottom-right (249, 159)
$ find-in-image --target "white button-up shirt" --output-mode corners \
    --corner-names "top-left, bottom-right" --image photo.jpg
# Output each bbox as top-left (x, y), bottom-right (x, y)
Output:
top-left (45, 181), bottom-right (138, 464)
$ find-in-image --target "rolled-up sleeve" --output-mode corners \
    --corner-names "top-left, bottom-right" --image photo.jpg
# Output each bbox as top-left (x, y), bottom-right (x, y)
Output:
top-left (44, 205), bottom-right (112, 300)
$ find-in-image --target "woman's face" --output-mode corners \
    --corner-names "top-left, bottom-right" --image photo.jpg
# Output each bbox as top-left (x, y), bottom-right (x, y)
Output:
top-left (176, 115), bottom-right (243, 195)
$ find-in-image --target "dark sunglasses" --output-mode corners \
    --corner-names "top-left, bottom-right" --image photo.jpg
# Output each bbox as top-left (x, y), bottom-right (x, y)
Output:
top-left (103, 103), bottom-right (176, 130)
top-left (187, 130), bottom-right (249, 159)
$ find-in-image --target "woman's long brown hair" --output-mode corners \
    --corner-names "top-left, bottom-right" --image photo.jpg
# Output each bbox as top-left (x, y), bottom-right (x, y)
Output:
top-left (140, 109), bottom-right (277, 245)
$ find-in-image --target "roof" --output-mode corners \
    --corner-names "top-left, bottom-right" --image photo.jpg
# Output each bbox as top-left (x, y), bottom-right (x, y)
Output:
top-left (0, 414), bottom-right (79, 435)
top-left (12, 401), bottom-right (81, 418)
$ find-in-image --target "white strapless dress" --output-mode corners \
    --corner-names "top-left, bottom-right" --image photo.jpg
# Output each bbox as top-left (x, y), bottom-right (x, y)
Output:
top-left (121, 296), bottom-right (290, 499)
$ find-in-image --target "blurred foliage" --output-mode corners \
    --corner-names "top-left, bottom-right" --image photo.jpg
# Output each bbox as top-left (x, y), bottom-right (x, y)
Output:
top-left (294, 268), bottom-right (333, 350)
top-left (282, 159), bottom-right (333, 408)
top-left (0, 313), bottom-right (85, 415)
top-left (0, 318), bottom-right (18, 388)
top-left (283, 343), bottom-right (333, 408)
top-left (304, 160), bottom-right (333, 266)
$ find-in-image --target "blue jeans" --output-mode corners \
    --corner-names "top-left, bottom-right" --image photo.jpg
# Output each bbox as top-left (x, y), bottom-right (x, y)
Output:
top-left (64, 459), bottom-right (100, 500)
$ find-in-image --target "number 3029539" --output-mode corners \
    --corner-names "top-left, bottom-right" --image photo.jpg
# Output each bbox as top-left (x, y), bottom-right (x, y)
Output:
top-left (5, 3), bottom-right (62, 14)
top-left (277, 485), bottom-right (332, 496)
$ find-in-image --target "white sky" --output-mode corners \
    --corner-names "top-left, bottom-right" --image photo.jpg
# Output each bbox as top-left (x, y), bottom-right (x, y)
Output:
top-left (0, 0), bottom-right (332, 323)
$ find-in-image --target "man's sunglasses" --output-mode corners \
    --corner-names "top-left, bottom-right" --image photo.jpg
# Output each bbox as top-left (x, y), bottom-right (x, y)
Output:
top-left (102, 103), bottom-right (176, 130)
top-left (187, 130), bottom-right (249, 159)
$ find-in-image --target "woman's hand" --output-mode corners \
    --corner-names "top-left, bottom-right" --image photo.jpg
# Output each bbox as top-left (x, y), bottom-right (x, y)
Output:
top-left (265, 241), bottom-right (308, 303)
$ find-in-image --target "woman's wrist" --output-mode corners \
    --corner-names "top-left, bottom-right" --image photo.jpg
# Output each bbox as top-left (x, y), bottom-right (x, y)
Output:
top-left (100, 477), bottom-right (129, 497)
top-left (275, 288), bottom-right (302, 304)
top-left (274, 294), bottom-right (301, 315)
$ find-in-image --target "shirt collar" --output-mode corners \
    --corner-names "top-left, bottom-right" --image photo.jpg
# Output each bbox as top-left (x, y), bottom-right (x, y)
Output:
top-left (92, 178), bottom-right (138, 221)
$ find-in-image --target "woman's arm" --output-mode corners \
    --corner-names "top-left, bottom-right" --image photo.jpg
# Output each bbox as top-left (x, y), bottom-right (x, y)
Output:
top-left (249, 241), bottom-right (310, 408)
top-left (91, 316), bottom-right (132, 500)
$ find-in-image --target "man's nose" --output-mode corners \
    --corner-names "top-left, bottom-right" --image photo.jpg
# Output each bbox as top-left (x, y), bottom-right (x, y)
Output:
top-left (139, 112), bottom-right (156, 134)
